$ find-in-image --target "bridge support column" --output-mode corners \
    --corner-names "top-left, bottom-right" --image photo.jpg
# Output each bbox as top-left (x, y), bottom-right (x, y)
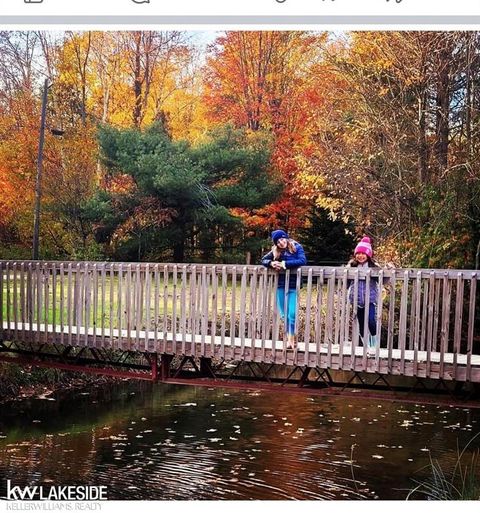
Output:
top-left (200, 357), bottom-right (214, 378)
top-left (150, 353), bottom-right (159, 382)
top-left (160, 354), bottom-right (173, 381)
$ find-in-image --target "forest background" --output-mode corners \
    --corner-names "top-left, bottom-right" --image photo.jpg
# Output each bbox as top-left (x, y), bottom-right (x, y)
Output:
top-left (0, 30), bottom-right (479, 269)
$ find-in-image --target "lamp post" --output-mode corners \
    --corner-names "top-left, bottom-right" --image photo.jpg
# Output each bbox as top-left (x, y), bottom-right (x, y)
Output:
top-left (32, 78), bottom-right (49, 260)
top-left (31, 80), bottom-right (65, 260)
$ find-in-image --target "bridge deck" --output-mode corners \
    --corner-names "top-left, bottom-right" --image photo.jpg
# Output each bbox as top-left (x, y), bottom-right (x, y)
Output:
top-left (3, 321), bottom-right (480, 382)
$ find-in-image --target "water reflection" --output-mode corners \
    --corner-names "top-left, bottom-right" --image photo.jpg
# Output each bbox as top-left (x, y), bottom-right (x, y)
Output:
top-left (0, 383), bottom-right (479, 500)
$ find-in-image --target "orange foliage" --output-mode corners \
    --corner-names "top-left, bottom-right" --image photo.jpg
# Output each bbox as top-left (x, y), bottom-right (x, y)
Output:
top-left (203, 31), bottom-right (329, 232)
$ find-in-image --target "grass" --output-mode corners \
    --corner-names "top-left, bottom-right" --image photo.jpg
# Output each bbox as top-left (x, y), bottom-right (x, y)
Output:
top-left (1, 273), bottom-right (323, 333)
top-left (407, 433), bottom-right (480, 500)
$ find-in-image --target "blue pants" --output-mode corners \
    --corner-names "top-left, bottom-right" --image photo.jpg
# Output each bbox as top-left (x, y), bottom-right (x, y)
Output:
top-left (357, 303), bottom-right (377, 342)
top-left (276, 288), bottom-right (298, 335)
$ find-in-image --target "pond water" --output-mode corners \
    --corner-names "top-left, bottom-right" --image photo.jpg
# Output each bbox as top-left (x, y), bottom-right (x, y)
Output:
top-left (0, 382), bottom-right (479, 500)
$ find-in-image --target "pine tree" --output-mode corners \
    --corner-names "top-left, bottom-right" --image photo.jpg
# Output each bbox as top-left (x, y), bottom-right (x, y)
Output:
top-left (298, 206), bottom-right (356, 266)
top-left (92, 122), bottom-right (280, 262)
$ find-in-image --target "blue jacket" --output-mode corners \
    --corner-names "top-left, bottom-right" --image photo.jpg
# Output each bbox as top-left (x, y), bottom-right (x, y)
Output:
top-left (261, 242), bottom-right (307, 289)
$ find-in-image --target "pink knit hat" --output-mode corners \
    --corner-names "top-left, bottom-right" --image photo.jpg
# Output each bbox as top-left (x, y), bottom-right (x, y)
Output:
top-left (354, 237), bottom-right (373, 258)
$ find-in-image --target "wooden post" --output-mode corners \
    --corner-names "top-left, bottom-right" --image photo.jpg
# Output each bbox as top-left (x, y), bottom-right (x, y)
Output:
top-left (150, 353), bottom-right (159, 382)
top-left (200, 357), bottom-right (213, 377)
top-left (0, 261), bottom-right (3, 342)
top-left (160, 354), bottom-right (173, 381)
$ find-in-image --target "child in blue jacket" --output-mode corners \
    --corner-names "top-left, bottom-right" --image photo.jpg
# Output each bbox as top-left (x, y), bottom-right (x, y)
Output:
top-left (261, 230), bottom-right (307, 348)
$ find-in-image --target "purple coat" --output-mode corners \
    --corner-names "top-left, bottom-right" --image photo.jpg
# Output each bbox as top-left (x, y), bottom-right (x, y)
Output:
top-left (347, 262), bottom-right (380, 307)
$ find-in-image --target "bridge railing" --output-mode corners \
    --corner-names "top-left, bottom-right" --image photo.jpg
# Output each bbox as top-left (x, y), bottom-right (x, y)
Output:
top-left (0, 261), bottom-right (479, 379)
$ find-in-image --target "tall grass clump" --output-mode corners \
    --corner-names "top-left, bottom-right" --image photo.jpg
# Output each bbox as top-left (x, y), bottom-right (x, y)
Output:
top-left (407, 433), bottom-right (480, 500)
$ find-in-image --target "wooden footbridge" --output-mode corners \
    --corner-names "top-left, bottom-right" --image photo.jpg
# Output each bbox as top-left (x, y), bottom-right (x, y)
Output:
top-left (1, 261), bottom-right (479, 401)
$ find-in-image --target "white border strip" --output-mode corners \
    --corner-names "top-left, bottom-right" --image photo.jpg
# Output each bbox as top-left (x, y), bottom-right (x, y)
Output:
top-left (2, 15), bottom-right (480, 25)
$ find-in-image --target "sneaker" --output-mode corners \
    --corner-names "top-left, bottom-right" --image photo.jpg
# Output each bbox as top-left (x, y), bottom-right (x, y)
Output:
top-left (287, 334), bottom-right (296, 349)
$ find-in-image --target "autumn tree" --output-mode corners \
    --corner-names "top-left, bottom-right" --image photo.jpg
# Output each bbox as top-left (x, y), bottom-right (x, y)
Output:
top-left (302, 32), bottom-right (480, 267)
top-left (203, 31), bottom-right (327, 235)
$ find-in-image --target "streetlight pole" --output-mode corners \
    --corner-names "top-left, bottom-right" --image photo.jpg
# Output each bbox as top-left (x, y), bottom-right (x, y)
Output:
top-left (32, 78), bottom-right (49, 260)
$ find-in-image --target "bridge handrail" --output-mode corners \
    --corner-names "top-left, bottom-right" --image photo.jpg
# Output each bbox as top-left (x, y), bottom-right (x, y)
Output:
top-left (0, 260), bottom-right (479, 280)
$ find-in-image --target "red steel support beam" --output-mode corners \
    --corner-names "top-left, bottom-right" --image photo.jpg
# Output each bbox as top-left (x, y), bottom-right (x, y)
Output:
top-left (0, 354), bottom-right (153, 381)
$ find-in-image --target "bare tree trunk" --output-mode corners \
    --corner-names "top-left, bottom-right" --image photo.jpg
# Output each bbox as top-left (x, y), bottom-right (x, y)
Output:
top-left (418, 89), bottom-right (428, 184)
top-left (132, 32), bottom-right (143, 127)
top-left (435, 46), bottom-right (451, 174)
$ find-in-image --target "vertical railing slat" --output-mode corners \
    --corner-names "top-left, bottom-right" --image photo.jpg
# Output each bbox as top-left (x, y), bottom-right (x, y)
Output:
top-left (432, 277), bottom-right (441, 353)
top-left (153, 264), bottom-right (160, 353)
top-left (239, 267), bottom-right (247, 359)
top-left (92, 263), bottom-right (98, 348)
top-left (315, 269), bottom-right (324, 364)
top-left (0, 262), bottom-right (3, 342)
top-left (293, 268), bottom-right (302, 367)
top-left (453, 272), bottom-right (464, 379)
top-left (180, 265), bottom-right (187, 355)
top-left (145, 264), bottom-right (151, 353)
top-left (425, 272), bottom-right (435, 379)
top-left (12, 262), bottom-right (18, 341)
top-left (466, 275), bottom-right (477, 382)
top-left (271, 273), bottom-right (280, 362)
top-left (108, 264), bottom-right (114, 348)
top-left (304, 268), bottom-right (313, 367)
top-left (211, 266), bottom-right (218, 357)
top-left (67, 263), bottom-right (73, 347)
top-left (20, 262), bottom-right (26, 342)
top-left (75, 263), bottom-right (81, 347)
top-left (326, 270), bottom-right (335, 369)
top-left (163, 265), bottom-right (170, 354)
top-left (338, 268), bottom-right (348, 369)
top-left (100, 264), bottom-right (106, 348)
top-left (44, 263), bottom-right (50, 345)
top-left (117, 264), bottom-right (123, 350)
top-left (360, 270), bottom-right (371, 371)
top-left (220, 266), bottom-right (227, 359)
top-left (373, 269), bottom-right (384, 371)
top-left (386, 272), bottom-right (396, 373)
top-left (189, 266), bottom-right (197, 354)
top-left (248, 267), bottom-right (258, 361)
top-left (413, 272), bottom-right (422, 377)
top-left (35, 262), bottom-right (42, 344)
top-left (201, 265), bottom-right (208, 356)
top-left (408, 276), bottom-right (417, 352)
top-left (135, 265), bottom-right (142, 351)
top-left (172, 265), bottom-right (178, 355)
top-left (230, 267), bottom-right (237, 354)
top-left (59, 263), bottom-right (64, 346)
top-left (439, 273), bottom-right (452, 380)
top-left (350, 270), bottom-right (359, 371)
top-left (398, 271), bottom-right (409, 376)
top-left (52, 262), bottom-right (57, 344)
top-left (26, 263), bottom-right (33, 335)
top-left (260, 269), bottom-right (268, 361)
top-left (85, 263), bottom-right (91, 347)
top-left (125, 265), bottom-right (132, 350)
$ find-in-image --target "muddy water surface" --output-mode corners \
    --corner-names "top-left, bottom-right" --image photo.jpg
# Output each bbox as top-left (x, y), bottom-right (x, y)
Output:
top-left (0, 382), bottom-right (479, 500)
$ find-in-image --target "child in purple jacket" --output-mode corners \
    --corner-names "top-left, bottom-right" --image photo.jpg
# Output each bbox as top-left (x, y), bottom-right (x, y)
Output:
top-left (347, 237), bottom-right (380, 353)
